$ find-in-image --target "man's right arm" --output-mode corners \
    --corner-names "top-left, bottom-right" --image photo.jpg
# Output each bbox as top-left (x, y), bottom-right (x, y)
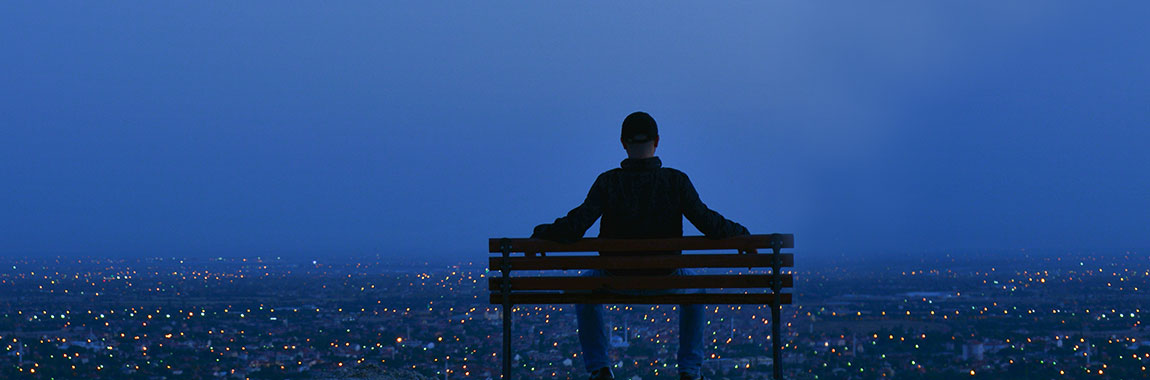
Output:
top-left (680, 174), bottom-right (749, 238)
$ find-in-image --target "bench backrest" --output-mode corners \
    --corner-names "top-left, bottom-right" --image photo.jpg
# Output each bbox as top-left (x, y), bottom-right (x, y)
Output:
top-left (487, 234), bottom-right (794, 305)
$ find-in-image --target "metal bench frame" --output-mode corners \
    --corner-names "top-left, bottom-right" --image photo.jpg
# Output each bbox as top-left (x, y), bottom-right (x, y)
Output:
top-left (488, 234), bottom-right (794, 379)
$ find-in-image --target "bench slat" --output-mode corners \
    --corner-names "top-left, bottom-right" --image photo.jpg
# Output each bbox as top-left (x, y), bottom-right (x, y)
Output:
top-left (490, 253), bottom-right (793, 271)
top-left (489, 292), bottom-right (792, 305)
top-left (489, 274), bottom-right (793, 291)
top-left (488, 234), bottom-right (793, 253)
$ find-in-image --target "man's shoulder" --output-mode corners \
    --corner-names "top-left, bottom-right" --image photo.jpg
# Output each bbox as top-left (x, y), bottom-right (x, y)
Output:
top-left (597, 168), bottom-right (623, 179)
top-left (597, 167), bottom-right (688, 176)
top-left (597, 166), bottom-right (690, 178)
top-left (660, 166), bottom-right (688, 176)
top-left (656, 167), bottom-right (691, 184)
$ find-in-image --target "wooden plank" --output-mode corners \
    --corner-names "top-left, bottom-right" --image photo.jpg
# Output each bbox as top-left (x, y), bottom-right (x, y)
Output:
top-left (488, 292), bottom-right (792, 305)
top-left (490, 253), bottom-right (793, 271)
top-left (488, 234), bottom-right (793, 253)
top-left (489, 274), bottom-right (793, 291)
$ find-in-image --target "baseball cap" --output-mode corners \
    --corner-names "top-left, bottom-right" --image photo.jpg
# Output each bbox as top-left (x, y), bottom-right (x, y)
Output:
top-left (621, 111), bottom-right (658, 143)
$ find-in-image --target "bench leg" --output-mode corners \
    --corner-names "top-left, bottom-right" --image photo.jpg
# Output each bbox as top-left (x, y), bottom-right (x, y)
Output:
top-left (500, 239), bottom-right (512, 379)
top-left (503, 304), bottom-right (511, 379)
top-left (772, 302), bottom-right (782, 379)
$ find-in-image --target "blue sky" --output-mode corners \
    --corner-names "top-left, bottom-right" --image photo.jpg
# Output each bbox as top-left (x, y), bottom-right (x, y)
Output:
top-left (2, 2), bottom-right (1147, 260)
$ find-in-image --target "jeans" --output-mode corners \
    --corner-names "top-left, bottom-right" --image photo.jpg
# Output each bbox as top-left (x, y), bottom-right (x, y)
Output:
top-left (575, 269), bottom-right (705, 376)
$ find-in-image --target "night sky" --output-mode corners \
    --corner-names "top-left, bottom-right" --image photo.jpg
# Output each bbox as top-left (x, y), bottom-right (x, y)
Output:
top-left (3, 2), bottom-right (1148, 260)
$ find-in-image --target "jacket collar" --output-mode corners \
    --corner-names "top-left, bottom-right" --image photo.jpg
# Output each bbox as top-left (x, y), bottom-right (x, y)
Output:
top-left (620, 156), bottom-right (662, 171)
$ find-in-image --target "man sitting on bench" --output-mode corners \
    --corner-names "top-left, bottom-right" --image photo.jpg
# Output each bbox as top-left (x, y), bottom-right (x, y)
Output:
top-left (531, 111), bottom-right (749, 380)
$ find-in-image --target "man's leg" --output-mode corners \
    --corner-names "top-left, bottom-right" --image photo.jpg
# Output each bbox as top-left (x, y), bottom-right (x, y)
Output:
top-left (576, 270), bottom-right (611, 372)
top-left (678, 303), bottom-right (705, 376)
top-left (676, 269), bottom-right (705, 377)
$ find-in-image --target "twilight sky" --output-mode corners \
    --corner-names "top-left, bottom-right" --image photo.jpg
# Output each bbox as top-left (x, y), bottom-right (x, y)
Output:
top-left (2, 2), bottom-right (1148, 260)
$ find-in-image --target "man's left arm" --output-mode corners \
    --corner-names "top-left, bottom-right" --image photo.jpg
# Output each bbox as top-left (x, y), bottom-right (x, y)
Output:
top-left (531, 175), bottom-right (606, 242)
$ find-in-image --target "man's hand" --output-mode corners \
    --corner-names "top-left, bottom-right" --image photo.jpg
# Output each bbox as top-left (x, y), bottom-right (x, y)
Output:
top-left (531, 224), bottom-right (578, 243)
top-left (530, 224), bottom-right (551, 239)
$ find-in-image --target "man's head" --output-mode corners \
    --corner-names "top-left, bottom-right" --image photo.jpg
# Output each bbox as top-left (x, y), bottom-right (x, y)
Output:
top-left (621, 111), bottom-right (659, 158)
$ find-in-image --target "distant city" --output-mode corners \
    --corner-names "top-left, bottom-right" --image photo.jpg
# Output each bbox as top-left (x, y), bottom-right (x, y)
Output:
top-left (1, 251), bottom-right (1146, 379)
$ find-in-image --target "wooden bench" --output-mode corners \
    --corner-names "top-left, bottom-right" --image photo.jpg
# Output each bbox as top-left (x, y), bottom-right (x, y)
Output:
top-left (488, 233), bottom-right (794, 379)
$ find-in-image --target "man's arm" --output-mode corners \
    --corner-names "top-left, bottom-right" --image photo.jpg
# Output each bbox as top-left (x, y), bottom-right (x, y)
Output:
top-left (530, 175), bottom-right (606, 243)
top-left (681, 174), bottom-right (749, 238)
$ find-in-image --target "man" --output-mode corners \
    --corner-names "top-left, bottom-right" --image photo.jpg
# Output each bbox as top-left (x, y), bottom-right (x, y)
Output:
top-left (531, 111), bottom-right (749, 380)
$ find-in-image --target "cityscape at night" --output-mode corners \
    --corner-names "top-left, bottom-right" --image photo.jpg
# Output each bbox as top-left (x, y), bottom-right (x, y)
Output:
top-left (2, 251), bottom-right (1146, 379)
top-left (5, 2), bottom-right (1149, 380)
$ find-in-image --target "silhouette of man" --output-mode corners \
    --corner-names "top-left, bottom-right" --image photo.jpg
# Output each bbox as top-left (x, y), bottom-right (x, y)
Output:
top-left (531, 111), bottom-right (749, 380)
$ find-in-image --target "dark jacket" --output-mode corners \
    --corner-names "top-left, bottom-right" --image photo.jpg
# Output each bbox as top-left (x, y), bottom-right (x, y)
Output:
top-left (532, 157), bottom-right (749, 265)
